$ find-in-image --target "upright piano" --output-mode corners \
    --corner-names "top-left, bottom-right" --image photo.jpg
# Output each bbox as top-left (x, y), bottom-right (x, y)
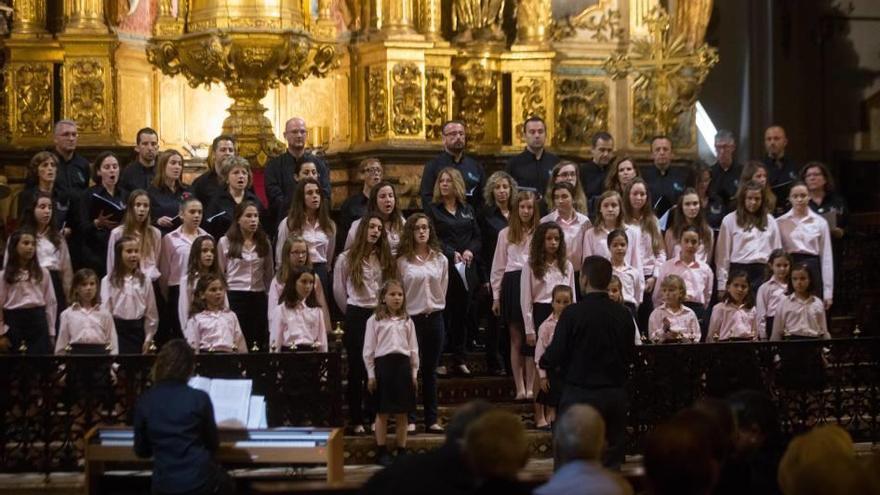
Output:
top-left (84, 426), bottom-right (344, 494)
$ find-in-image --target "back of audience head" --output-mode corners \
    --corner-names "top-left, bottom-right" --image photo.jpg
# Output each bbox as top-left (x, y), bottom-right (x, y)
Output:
top-left (692, 398), bottom-right (736, 460)
top-left (446, 400), bottom-right (493, 445)
top-left (644, 415), bottom-right (718, 495)
top-left (554, 404), bottom-right (605, 465)
top-left (727, 390), bottom-right (782, 455)
top-left (778, 425), bottom-right (879, 495)
top-left (464, 409), bottom-right (529, 481)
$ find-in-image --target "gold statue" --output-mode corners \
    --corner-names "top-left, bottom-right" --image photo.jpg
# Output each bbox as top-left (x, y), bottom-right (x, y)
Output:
top-left (452, 0), bottom-right (506, 42)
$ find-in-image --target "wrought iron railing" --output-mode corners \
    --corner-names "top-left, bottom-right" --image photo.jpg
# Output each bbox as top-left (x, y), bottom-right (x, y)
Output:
top-left (0, 352), bottom-right (344, 473)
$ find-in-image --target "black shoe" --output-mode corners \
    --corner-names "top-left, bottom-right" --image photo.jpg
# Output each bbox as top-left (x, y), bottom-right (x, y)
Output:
top-left (488, 366), bottom-right (507, 376)
top-left (377, 448), bottom-right (394, 467)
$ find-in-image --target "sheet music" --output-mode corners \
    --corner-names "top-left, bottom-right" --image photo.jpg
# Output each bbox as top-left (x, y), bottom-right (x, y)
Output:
top-left (210, 379), bottom-right (252, 429)
top-left (455, 261), bottom-right (468, 291)
top-left (247, 396), bottom-right (267, 429)
top-left (188, 376), bottom-right (212, 394)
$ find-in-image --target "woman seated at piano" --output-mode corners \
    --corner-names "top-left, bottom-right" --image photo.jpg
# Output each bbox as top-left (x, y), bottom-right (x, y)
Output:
top-left (134, 338), bottom-right (235, 495)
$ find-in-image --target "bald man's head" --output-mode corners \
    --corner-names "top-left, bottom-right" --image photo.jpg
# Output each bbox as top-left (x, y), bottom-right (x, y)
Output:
top-left (284, 117), bottom-right (308, 153)
top-left (554, 405), bottom-right (606, 464)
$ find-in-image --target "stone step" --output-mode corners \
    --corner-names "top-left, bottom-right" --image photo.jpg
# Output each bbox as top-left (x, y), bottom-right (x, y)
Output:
top-left (436, 374), bottom-right (518, 404)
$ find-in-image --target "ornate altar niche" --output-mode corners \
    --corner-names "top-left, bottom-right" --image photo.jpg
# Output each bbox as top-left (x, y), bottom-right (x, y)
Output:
top-left (0, 0), bottom-right (716, 207)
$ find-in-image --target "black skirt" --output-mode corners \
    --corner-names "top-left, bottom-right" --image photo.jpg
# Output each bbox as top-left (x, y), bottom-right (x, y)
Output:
top-left (115, 317), bottom-right (145, 355)
top-left (5, 306), bottom-right (50, 354)
top-left (536, 370), bottom-right (561, 407)
top-left (374, 353), bottom-right (416, 414)
top-left (500, 270), bottom-right (524, 328)
top-left (523, 302), bottom-right (553, 357)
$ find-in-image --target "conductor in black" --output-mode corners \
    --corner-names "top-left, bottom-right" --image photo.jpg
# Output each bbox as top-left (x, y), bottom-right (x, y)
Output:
top-left (538, 255), bottom-right (636, 469)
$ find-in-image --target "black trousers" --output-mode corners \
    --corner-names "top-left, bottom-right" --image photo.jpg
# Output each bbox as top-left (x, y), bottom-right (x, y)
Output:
top-left (559, 385), bottom-right (628, 469)
top-left (157, 285), bottom-right (183, 346)
top-left (5, 307), bottom-right (50, 354)
top-left (227, 290), bottom-right (268, 351)
top-left (443, 264), bottom-right (475, 366)
top-left (413, 312), bottom-right (444, 426)
top-left (115, 317), bottom-right (145, 355)
top-left (344, 305), bottom-right (375, 426)
top-left (49, 270), bottom-right (66, 335)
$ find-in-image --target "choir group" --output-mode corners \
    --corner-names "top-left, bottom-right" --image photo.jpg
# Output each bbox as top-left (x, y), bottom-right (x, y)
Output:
top-left (0, 115), bottom-right (848, 460)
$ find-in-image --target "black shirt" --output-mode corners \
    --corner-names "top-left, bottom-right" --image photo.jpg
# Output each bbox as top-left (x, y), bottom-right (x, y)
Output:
top-left (263, 151), bottom-right (331, 223)
top-left (505, 148), bottom-right (559, 197)
top-left (204, 189), bottom-right (267, 240)
top-left (75, 185), bottom-right (128, 275)
top-left (148, 184), bottom-right (193, 236)
top-left (762, 155), bottom-right (799, 190)
top-left (336, 192), bottom-right (369, 249)
top-left (120, 160), bottom-right (156, 193)
top-left (420, 151), bottom-right (485, 212)
top-left (361, 442), bottom-right (476, 495)
top-left (580, 159), bottom-right (610, 203)
top-left (709, 161), bottom-right (743, 206)
top-left (426, 201), bottom-right (481, 261)
top-left (641, 164), bottom-right (694, 216)
top-left (477, 205), bottom-right (508, 280)
top-left (809, 191), bottom-right (848, 229)
top-left (192, 169), bottom-right (225, 208)
top-left (134, 381), bottom-right (220, 495)
top-left (539, 292), bottom-right (636, 389)
top-left (53, 151), bottom-right (90, 203)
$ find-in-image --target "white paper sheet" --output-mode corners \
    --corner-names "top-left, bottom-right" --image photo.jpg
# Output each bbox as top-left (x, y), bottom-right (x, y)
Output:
top-left (455, 261), bottom-right (468, 291)
top-left (247, 396), bottom-right (267, 429)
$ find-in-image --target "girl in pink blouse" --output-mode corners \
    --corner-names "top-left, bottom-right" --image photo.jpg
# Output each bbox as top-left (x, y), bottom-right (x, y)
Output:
top-left (184, 274), bottom-right (247, 353)
top-left (269, 234), bottom-right (330, 333)
top-left (276, 178), bottom-right (336, 305)
top-left (269, 266), bottom-right (328, 352)
top-left (649, 275), bottom-right (700, 343)
top-left (334, 213), bottom-right (397, 433)
top-left (345, 181), bottom-right (406, 256)
top-left (55, 268), bottom-right (118, 355)
top-left (664, 188), bottom-right (715, 264)
top-left (218, 201), bottom-right (273, 351)
top-left (533, 284), bottom-right (573, 430)
top-left (623, 178), bottom-right (666, 331)
top-left (178, 235), bottom-right (226, 328)
top-left (106, 190), bottom-right (162, 286)
top-left (491, 190), bottom-right (538, 400)
top-left (102, 236), bottom-right (159, 354)
top-left (521, 222), bottom-right (575, 402)
top-left (0, 230), bottom-right (57, 354)
top-left (755, 250), bottom-right (791, 339)
top-left (363, 280), bottom-right (418, 466)
top-left (770, 264), bottom-right (829, 341)
top-left (707, 271), bottom-right (759, 342)
top-left (581, 190), bottom-right (642, 271)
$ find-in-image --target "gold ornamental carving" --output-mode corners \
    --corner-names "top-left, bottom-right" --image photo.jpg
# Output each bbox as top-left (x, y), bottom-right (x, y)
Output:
top-left (453, 64), bottom-right (497, 142)
top-left (452, 0), bottom-right (505, 42)
top-left (147, 0), bottom-right (340, 164)
top-left (67, 59), bottom-right (107, 132)
top-left (515, 77), bottom-right (546, 124)
top-left (13, 64), bottom-right (53, 137)
top-left (366, 66), bottom-right (388, 139)
top-left (555, 79), bottom-right (609, 147)
top-left (603, 6), bottom-right (718, 145)
top-left (552, 6), bottom-right (622, 42)
top-left (425, 69), bottom-right (448, 140)
top-left (391, 63), bottom-right (423, 136)
top-left (419, 0), bottom-right (442, 40)
top-left (515, 0), bottom-right (551, 45)
top-left (11, 0), bottom-right (48, 36)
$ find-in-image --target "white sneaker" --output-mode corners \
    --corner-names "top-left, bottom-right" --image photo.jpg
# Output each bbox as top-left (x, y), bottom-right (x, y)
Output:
top-left (353, 425), bottom-right (365, 434)
top-left (436, 366), bottom-right (448, 376)
top-left (407, 423), bottom-right (416, 433)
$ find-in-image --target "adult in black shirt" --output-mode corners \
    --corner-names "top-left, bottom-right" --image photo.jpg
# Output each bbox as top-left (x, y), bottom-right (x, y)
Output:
top-left (709, 129), bottom-right (743, 208)
top-left (761, 125), bottom-right (799, 198)
top-left (802, 161), bottom-right (847, 238)
top-left (641, 135), bottom-right (693, 217)
top-left (75, 152), bottom-right (128, 276)
top-left (539, 256), bottom-right (636, 469)
top-left (18, 151), bottom-right (69, 231)
top-left (148, 150), bottom-right (193, 236)
top-left (263, 117), bottom-right (331, 226)
top-left (426, 167), bottom-right (481, 374)
top-left (580, 131), bottom-right (615, 206)
top-left (204, 156), bottom-right (267, 239)
top-left (192, 135), bottom-right (236, 207)
top-left (120, 127), bottom-right (159, 193)
top-left (336, 158), bottom-right (383, 251)
top-left (134, 339), bottom-right (234, 495)
top-left (51, 120), bottom-right (90, 206)
top-left (505, 116), bottom-right (558, 197)
top-left (420, 120), bottom-right (485, 212)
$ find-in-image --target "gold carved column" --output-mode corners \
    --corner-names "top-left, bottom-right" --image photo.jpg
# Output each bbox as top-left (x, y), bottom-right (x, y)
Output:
top-left (57, 0), bottom-right (118, 144)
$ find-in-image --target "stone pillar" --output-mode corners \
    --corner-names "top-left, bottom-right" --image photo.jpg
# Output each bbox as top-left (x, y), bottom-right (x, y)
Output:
top-left (11, 0), bottom-right (47, 36)
top-left (64, 0), bottom-right (110, 34)
top-left (419, 0), bottom-right (442, 41)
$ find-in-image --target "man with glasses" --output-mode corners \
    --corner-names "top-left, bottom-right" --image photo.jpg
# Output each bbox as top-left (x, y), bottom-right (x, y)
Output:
top-left (264, 117), bottom-right (332, 224)
top-left (505, 116), bottom-right (558, 197)
top-left (337, 158), bottom-right (383, 248)
top-left (709, 129), bottom-right (742, 208)
top-left (419, 120), bottom-right (486, 212)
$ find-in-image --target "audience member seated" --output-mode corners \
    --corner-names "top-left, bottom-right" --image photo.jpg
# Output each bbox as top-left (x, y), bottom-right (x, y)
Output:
top-left (463, 409), bottom-right (531, 495)
top-left (536, 404), bottom-right (632, 495)
top-left (361, 400), bottom-right (493, 495)
top-left (725, 390), bottom-right (787, 495)
top-left (644, 413), bottom-right (719, 495)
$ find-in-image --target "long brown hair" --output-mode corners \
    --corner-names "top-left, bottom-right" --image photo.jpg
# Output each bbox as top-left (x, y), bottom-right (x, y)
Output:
top-left (151, 339), bottom-right (194, 383)
top-left (668, 188), bottom-right (713, 248)
top-left (545, 161), bottom-right (587, 213)
top-left (120, 189), bottom-right (157, 261)
top-left (735, 180), bottom-right (770, 231)
top-left (622, 178), bottom-right (662, 255)
top-left (366, 181), bottom-right (403, 236)
top-left (604, 156), bottom-right (642, 195)
top-left (397, 213), bottom-right (441, 262)
top-left (593, 190), bottom-right (624, 231)
top-left (506, 191), bottom-right (538, 244)
top-left (286, 178), bottom-right (336, 235)
top-left (275, 234), bottom-right (312, 284)
top-left (185, 235), bottom-right (222, 281)
top-left (70, 268), bottom-right (100, 307)
top-left (224, 200), bottom-right (271, 258)
top-left (189, 273), bottom-right (227, 317)
top-left (4, 230), bottom-right (42, 284)
top-left (151, 150), bottom-right (186, 191)
top-left (19, 191), bottom-right (62, 249)
top-left (738, 161), bottom-right (776, 213)
top-left (280, 266), bottom-right (320, 309)
top-left (529, 222), bottom-right (568, 279)
top-left (110, 235), bottom-right (146, 288)
top-left (347, 213), bottom-right (396, 290)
